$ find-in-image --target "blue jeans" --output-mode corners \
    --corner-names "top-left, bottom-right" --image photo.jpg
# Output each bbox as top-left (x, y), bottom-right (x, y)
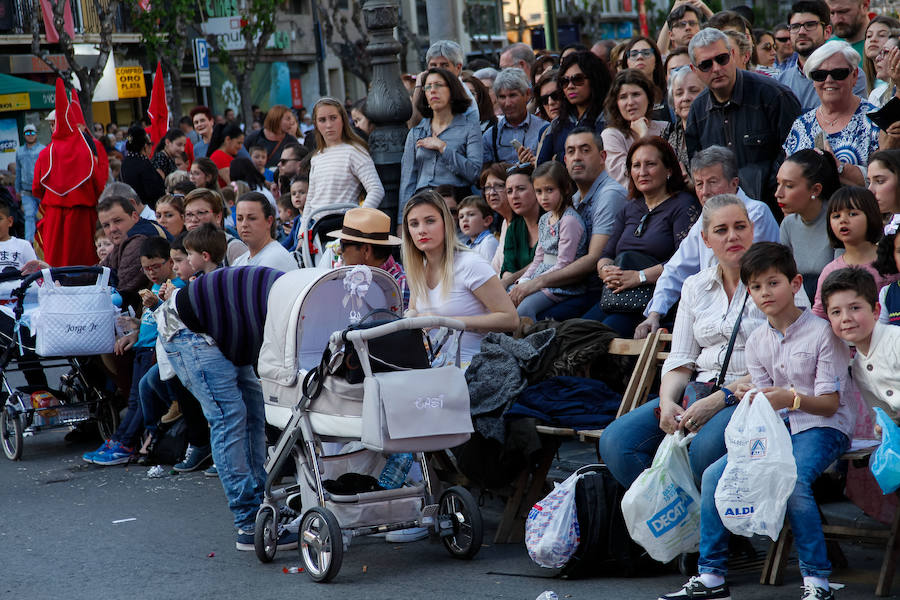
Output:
top-left (162, 330), bottom-right (266, 530)
top-left (20, 192), bottom-right (39, 242)
top-left (538, 291), bottom-right (595, 321)
top-left (112, 347), bottom-right (155, 448)
top-left (517, 291), bottom-right (557, 321)
top-left (698, 426), bottom-right (849, 578)
top-left (138, 363), bottom-right (172, 437)
top-left (598, 397), bottom-right (737, 489)
top-left (582, 304), bottom-right (645, 338)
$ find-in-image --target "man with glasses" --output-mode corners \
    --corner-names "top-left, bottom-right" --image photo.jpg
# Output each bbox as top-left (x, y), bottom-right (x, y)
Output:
top-left (275, 142), bottom-right (309, 195)
top-left (685, 28), bottom-right (801, 215)
top-left (483, 68), bottom-right (547, 165)
top-left (658, 2), bottom-right (709, 54)
top-left (14, 124), bottom-right (44, 242)
top-left (774, 23), bottom-right (799, 70)
top-left (499, 42), bottom-right (535, 79)
top-left (826, 0), bottom-right (870, 64)
top-left (777, 0), bottom-right (867, 111)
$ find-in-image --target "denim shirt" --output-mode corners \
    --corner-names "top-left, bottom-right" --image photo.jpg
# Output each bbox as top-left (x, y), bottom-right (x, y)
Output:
top-left (536, 111), bottom-right (607, 165)
top-left (15, 142), bottom-right (44, 196)
top-left (482, 112), bottom-right (548, 164)
top-left (685, 69), bottom-right (801, 205)
top-left (400, 112), bottom-right (483, 214)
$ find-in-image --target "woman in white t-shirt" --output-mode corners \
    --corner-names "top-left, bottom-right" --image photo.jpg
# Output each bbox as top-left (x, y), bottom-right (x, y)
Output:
top-left (402, 190), bottom-right (518, 364)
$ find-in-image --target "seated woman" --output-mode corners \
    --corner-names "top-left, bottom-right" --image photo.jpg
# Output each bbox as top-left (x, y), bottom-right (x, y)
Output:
top-left (586, 137), bottom-right (700, 337)
top-left (777, 149), bottom-right (842, 300)
top-left (499, 165), bottom-right (541, 288)
top-left (400, 68), bottom-right (483, 222)
top-left (601, 69), bottom-right (670, 187)
top-left (477, 163), bottom-right (513, 272)
top-left (402, 190), bottom-right (518, 366)
top-left (782, 41), bottom-right (879, 188)
top-left (598, 194), bottom-right (810, 489)
top-left (665, 65), bottom-right (705, 179)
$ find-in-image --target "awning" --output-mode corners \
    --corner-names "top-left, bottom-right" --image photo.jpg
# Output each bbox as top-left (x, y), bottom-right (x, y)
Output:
top-left (0, 73), bottom-right (56, 112)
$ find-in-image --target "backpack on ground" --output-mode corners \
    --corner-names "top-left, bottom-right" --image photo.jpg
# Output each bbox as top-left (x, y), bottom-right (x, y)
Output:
top-left (559, 464), bottom-right (653, 578)
top-left (150, 417), bottom-right (188, 465)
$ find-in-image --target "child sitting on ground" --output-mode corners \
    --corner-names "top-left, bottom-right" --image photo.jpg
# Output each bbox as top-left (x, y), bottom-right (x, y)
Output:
top-left (458, 196), bottom-right (498, 263)
top-left (823, 267), bottom-right (900, 425)
top-left (660, 242), bottom-right (855, 600)
top-left (183, 223), bottom-right (226, 278)
top-left (0, 197), bottom-right (37, 271)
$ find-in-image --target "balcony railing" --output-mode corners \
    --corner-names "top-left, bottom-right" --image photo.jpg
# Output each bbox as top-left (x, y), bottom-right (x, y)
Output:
top-left (0, 0), bottom-right (133, 36)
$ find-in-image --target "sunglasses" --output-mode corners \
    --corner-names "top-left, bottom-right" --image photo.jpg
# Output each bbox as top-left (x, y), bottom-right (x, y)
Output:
top-left (506, 161), bottom-right (533, 175)
top-left (634, 212), bottom-right (650, 238)
top-left (775, 36), bottom-right (790, 43)
top-left (809, 67), bottom-right (851, 82)
top-left (759, 43), bottom-right (774, 51)
top-left (558, 73), bottom-right (588, 88)
top-left (696, 52), bottom-right (731, 72)
top-left (539, 90), bottom-right (563, 105)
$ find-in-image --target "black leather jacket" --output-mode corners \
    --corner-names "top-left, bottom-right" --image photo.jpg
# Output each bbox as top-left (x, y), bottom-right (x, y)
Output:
top-left (685, 69), bottom-right (801, 215)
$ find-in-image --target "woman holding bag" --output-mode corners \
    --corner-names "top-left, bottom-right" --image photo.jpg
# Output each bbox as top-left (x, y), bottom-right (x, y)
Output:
top-left (598, 194), bottom-right (810, 489)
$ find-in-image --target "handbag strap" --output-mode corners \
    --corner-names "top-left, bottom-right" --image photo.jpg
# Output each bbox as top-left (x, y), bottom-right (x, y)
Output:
top-left (716, 290), bottom-right (750, 388)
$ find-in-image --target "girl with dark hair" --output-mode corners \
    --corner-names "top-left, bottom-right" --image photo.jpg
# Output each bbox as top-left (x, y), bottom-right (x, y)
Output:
top-left (207, 122), bottom-right (245, 187)
top-left (868, 149), bottom-right (900, 220)
top-left (151, 129), bottom-right (187, 179)
top-left (536, 51), bottom-right (613, 164)
top-left (618, 36), bottom-right (668, 122)
top-left (189, 157), bottom-right (221, 193)
top-left (461, 74), bottom-right (497, 133)
top-left (602, 69), bottom-right (670, 187)
top-left (863, 16), bottom-right (900, 97)
top-left (587, 136), bottom-right (700, 336)
top-left (121, 124), bottom-right (166, 209)
top-left (777, 149), bottom-right (842, 299)
top-left (812, 186), bottom-right (899, 317)
top-left (229, 157), bottom-right (276, 207)
top-left (400, 68), bottom-right (482, 219)
top-left (874, 215), bottom-right (900, 325)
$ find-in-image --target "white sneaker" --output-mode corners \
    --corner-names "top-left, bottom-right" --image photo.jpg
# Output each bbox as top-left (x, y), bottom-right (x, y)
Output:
top-left (385, 527), bottom-right (429, 542)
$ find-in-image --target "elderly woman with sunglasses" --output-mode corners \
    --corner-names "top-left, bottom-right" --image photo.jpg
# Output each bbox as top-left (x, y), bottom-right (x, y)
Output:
top-left (783, 40), bottom-right (879, 187)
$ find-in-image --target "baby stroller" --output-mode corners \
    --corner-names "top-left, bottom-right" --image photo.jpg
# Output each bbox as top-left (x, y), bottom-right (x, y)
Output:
top-left (256, 266), bottom-right (482, 581)
top-left (293, 203), bottom-right (358, 268)
top-left (0, 267), bottom-right (120, 460)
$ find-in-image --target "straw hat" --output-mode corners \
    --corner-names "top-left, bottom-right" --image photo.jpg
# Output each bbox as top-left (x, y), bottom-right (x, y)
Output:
top-left (327, 207), bottom-right (401, 245)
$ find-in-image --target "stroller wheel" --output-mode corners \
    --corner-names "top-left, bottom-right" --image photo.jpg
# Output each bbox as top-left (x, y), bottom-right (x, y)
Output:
top-left (1, 408), bottom-right (23, 461)
top-left (299, 507), bottom-right (343, 582)
top-left (438, 486), bottom-right (483, 560)
top-left (254, 506), bottom-right (278, 563)
top-left (95, 395), bottom-right (119, 441)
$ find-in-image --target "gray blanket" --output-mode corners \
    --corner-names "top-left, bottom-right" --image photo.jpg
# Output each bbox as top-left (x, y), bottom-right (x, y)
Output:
top-left (465, 329), bottom-right (557, 443)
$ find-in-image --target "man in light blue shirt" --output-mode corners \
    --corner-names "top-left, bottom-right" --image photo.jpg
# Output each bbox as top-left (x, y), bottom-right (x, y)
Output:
top-left (776, 2), bottom-right (867, 112)
top-left (513, 127), bottom-right (627, 320)
top-left (14, 124), bottom-right (45, 242)
top-left (482, 68), bottom-right (548, 165)
top-left (635, 145), bottom-right (780, 338)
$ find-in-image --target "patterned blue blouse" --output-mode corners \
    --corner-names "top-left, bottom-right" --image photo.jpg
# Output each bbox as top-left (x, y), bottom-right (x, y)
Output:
top-left (782, 100), bottom-right (880, 167)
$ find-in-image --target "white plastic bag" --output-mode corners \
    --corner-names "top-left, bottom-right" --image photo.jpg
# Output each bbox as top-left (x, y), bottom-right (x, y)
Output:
top-left (525, 470), bottom-right (581, 568)
top-left (715, 390), bottom-right (797, 540)
top-left (621, 431), bottom-right (701, 562)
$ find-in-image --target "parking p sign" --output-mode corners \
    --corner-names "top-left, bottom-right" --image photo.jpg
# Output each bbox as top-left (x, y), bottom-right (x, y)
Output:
top-left (194, 39), bottom-right (211, 87)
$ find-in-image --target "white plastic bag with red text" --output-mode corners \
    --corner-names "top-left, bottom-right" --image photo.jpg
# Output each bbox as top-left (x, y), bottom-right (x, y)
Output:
top-left (714, 390), bottom-right (797, 540)
top-left (525, 470), bottom-right (581, 568)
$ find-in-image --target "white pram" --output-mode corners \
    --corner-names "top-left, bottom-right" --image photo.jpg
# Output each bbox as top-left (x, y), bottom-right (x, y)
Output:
top-left (256, 266), bottom-right (482, 581)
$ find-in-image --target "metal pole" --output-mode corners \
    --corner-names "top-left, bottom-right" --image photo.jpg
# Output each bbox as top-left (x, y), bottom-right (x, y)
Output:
top-left (424, 0), bottom-right (460, 44)
top-left (543, 0), bottom-right (558, 51)
top-left (311, 0), bottom-right (329, 96)
top-left (362, 0), bottom-right (412, 225)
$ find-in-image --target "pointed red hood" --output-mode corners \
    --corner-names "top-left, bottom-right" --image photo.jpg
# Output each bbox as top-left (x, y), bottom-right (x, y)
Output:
top-left (148, 62), bottom-right (169, 147)
top-left (40, 79), bottom-right (94, 197)
top-left (69, 91), bottom-right (86, 128)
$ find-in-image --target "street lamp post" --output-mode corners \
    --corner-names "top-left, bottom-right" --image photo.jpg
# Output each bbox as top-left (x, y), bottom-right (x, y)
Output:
top-left (362, 0), bottom-right (412, 226)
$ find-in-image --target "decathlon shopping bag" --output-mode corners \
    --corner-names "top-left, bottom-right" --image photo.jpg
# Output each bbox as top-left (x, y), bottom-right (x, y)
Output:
top-left (715, 390), bottom-right (797, 540)
top-left (32, 268), bottom-right (116, 356)
top-left (871, 407), bottom-right (900, 495)
top-left (526, 469), bottom-right (581, 568)
top-left (621, 431), bottom-right (701, 562)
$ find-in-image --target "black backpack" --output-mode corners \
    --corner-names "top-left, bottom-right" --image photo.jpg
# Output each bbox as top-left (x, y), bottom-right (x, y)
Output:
top-left (150, 417), bottom-right (189, 465)
top-left (559, 465), bottom-right (653, 579)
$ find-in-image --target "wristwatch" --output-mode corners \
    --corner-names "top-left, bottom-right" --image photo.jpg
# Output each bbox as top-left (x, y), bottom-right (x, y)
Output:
top-left (638, 270), bottom-right (647, 284)
top-left (721, 387), bottom-right (737, 406)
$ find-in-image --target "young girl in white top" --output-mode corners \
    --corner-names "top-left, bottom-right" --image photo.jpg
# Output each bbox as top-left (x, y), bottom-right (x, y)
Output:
top-left (512, 161), bottom-right (587, 321)
top-left (402, 190), bottom-right (518, 365)
top-left (305, 97), bottom-right (385, 219)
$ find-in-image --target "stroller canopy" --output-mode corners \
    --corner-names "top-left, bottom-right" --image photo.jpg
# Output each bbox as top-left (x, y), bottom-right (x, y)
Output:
top-left (258, 266), bottom-right (403, 387)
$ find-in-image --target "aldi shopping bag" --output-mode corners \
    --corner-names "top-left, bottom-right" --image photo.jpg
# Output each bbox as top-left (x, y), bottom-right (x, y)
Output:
top-left (715, 390), bottom-right (797, 540)
top-left (871, 407), bottom-right (900, 495)
top-left (621, 431), bottom-right (701, 562)
top-left (526, 470), bottom-right (581, 568)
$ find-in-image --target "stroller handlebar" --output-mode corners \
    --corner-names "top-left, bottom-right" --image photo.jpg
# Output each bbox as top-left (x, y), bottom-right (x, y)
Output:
top-left (339, 316), bottom-right (466, 344)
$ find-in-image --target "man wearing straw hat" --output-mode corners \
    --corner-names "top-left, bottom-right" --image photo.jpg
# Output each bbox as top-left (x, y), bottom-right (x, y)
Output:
top-left (328, 207), bottom-right (409, 311)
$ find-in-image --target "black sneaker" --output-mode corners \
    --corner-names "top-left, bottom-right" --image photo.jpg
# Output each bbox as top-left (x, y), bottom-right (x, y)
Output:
top-left (658, 576), bottom-right (731, 600)
top-left (801, 583), bottom-right (834, 600)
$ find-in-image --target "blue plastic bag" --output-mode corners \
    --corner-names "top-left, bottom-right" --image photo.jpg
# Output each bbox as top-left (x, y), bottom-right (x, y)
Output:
top-left (871, 407), bottom-right (900, 495)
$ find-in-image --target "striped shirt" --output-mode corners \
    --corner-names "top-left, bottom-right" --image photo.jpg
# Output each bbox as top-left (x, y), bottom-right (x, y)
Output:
top-left (305, 143), bottom-right (384, 219)
top-left (175, 266), bottom-right (284, 366)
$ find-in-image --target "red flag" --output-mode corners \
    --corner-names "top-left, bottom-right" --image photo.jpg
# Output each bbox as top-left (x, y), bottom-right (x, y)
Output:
top-left (39, 0), bottom-right (75, 44)
top-left (147, 62), bottom-right (168, 147)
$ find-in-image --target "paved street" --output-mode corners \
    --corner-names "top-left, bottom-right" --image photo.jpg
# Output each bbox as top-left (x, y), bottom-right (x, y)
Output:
top-left (3, 429), bottom-right (896, 600)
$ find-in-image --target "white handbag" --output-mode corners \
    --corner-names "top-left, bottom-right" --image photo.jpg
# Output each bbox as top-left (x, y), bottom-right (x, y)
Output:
top-left (32, 268), bottom-right (117, 357)
top-left (361, 366), bottom-right (473, 453)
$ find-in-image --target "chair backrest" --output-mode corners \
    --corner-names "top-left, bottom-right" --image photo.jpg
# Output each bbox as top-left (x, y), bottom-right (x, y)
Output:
top-left (613, 330), bottom-right (672, 419)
